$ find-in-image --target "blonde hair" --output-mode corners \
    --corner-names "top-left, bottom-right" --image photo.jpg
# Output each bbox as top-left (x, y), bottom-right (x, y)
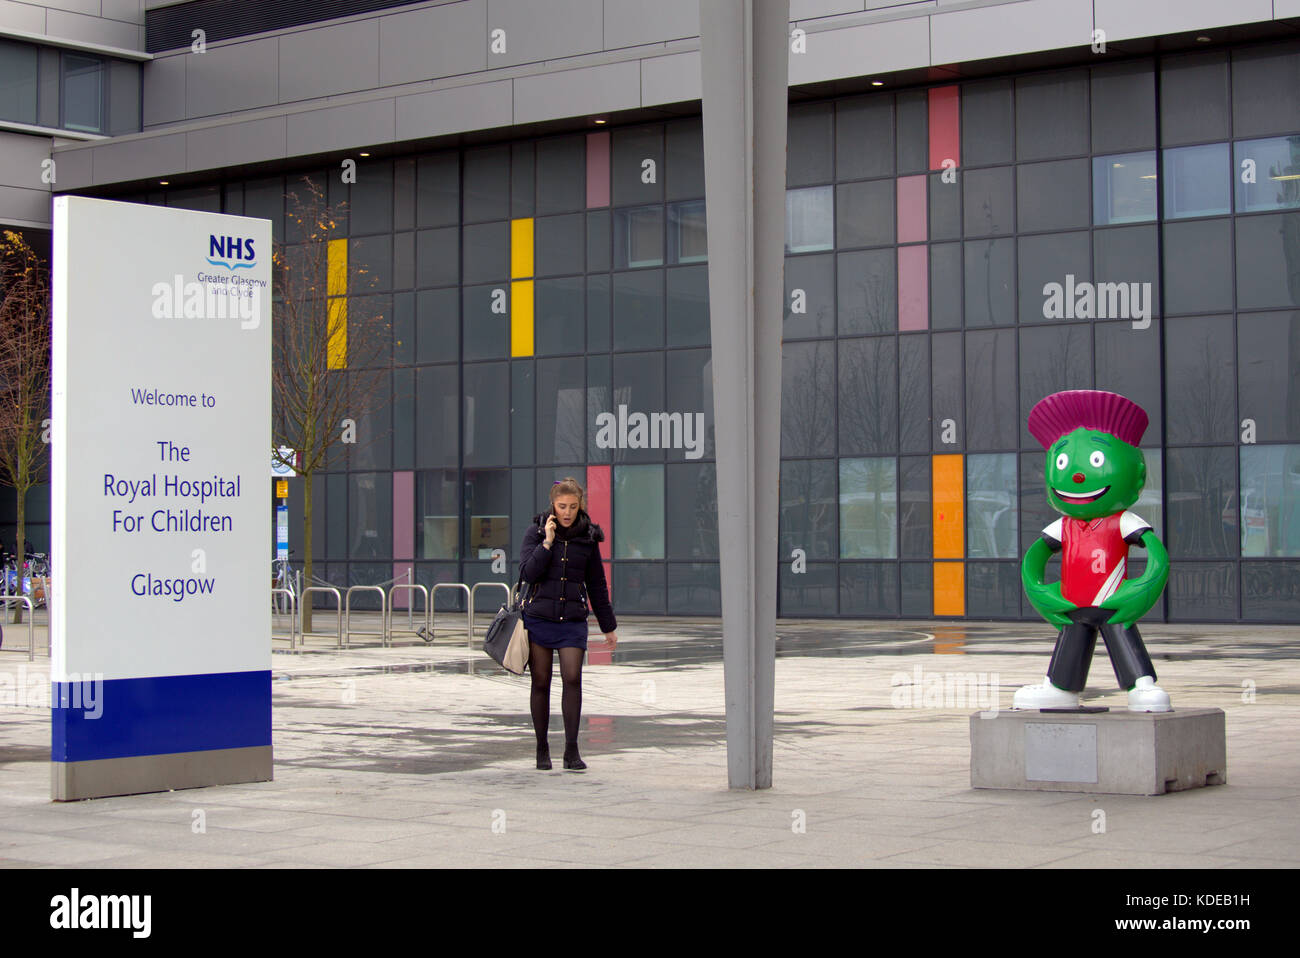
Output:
top-left (550, 476), bottom-right (586, 512)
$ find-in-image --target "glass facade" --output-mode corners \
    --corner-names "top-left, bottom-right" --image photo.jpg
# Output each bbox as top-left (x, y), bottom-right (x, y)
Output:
top-left (78, 38), bottom-right (1300, 623)
top-left (0, 39), bottom-right (139, 134)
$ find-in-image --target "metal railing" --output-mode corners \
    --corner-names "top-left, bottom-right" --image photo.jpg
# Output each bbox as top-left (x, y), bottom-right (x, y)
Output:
top-left (271, 588), bottom-right (299, 651)
top-left (0, 595), bottom-right (38, 661)
top-left (429, 582), bottom-right (472, 648)
top-left (386, 582), bottom-right (430, 644)
top-left (299, 586), bottom-right (344, 648)
top-left (344, 585), bottom-right (389, 648)
top-left (469, 582), bottom-right (512, 648)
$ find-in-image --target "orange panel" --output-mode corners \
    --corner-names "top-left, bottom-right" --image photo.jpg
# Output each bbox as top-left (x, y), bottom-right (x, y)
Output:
top-left (933, 562), bottom-right (965, 616)
top-left (932, 454), bottom-right (964, 559)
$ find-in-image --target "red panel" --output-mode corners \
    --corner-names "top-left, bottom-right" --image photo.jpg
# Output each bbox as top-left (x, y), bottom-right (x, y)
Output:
top-left (586, 132), bottom-right (610, 208)
top-left (928, 85), bottom-right (960, 172)
top-left (898, 244), bottom-right (928, 331)
top-left (586, 465), bottom-right (612, 604)
top-left (896, 174), bottom-right (927, 244)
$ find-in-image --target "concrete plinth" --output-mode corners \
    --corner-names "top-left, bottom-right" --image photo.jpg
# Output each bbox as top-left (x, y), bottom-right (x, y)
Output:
top-left (970, 708), bottom-right (1226, 795)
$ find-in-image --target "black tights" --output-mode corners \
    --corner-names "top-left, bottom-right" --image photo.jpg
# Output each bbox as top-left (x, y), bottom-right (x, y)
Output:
top-left (529, 645), bottom-right (584, 752)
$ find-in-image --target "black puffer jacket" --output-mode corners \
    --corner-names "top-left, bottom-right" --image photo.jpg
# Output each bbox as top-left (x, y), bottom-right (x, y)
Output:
top-left (519, 510), bottom-right (617, 634)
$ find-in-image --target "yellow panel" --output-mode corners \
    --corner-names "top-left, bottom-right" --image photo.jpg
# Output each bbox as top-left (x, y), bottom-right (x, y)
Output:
top-left (510, 280), bottom-right (534, 357)
top-left (327, 238), bottom-right (348, 369)
top-left (932, 453), bottom-right (964, 559)
top-left (511, 218), bottom-right (534, 279)
top-left (933, 562), bottom-right (965, 616)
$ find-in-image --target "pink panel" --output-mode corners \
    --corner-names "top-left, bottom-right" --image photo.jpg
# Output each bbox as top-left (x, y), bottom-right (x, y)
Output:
top-left (928, 85), bottom-right (960, 172)
top-left (586, 132), bottom-right (610, 208)
top-left (898, 244), bottom-right (929, 331)
top-left (393, 471), bottom-right (414, 559)
top-left (896, 175), bottom-right (927, 244)
top-left (585, 465), bottom-right (612, 604)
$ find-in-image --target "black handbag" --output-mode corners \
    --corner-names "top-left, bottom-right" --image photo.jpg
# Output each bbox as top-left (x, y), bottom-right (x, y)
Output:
top-left (483, 577), bottom-right (530, 674)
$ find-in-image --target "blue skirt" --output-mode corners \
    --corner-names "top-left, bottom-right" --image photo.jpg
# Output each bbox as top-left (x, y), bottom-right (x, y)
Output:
top-left (523, 613), bottom-right (588, 650)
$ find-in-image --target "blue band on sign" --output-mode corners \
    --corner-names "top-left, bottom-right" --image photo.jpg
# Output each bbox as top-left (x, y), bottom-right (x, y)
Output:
top-left (51, 670), bottom-right (272, 762)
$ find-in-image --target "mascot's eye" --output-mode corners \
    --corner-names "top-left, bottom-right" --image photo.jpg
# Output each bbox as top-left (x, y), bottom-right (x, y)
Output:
top-left (1089, 450), bottom-right (1105, 468)
top-left (1055, 453), bottom-right (1069, 470)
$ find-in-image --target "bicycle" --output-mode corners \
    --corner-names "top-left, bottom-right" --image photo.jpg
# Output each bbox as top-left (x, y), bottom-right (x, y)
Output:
top-left (272, 552), bottom-right (297, 615)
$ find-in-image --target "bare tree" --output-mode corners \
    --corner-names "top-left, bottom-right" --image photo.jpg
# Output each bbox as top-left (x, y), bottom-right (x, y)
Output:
top-left (0, 231), bottom-right (51, 625)
top-left (272, 177), bottom-right (391, 629)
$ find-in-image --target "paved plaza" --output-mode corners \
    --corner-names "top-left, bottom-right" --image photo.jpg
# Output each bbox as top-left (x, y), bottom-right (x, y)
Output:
top-left (1, 615), bottom-right (1298, 868)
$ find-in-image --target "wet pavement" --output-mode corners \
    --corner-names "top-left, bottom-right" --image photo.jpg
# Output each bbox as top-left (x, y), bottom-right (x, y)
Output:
top-left (1, 615), bottom-right (1298, 868)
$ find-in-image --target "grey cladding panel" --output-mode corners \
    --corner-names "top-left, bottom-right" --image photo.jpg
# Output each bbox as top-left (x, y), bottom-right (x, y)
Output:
top-left (487, 0), bottom-right (603, 67)
top-left (185, 38), bottom-right (279, 118)
top-left (380, 1), bottom-right (488, 87)
top-left (279, 20), bottom-right (381, 102)
top-left (602, 0), bottom-right (698, 47)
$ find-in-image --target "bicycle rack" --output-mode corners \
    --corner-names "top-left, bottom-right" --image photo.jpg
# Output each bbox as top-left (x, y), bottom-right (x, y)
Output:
top-left (429, 583), bottom-right (472, 648)
top-left (344, 585), bottom-right (389, 648)
top-left (387, 582), bottom-right (430, 644)
top-left (299, 586), bottom-right (344, 649)
top-left (271, 588), bottom-right (299, 651)
top-left (468, 582), bottom-right (512, 646)
top-left (0, 595), bottom-right (37, 661)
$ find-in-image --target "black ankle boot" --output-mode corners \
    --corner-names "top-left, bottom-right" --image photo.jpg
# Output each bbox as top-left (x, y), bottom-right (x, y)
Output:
top-left (562, 743), bottom-right (586, 770)
top-left (536, 744), bottom-right (552, 770)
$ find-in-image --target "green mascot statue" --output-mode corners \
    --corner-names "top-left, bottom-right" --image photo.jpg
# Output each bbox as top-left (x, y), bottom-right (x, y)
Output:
top-left (1015, 389), bottom-right (1172, 712)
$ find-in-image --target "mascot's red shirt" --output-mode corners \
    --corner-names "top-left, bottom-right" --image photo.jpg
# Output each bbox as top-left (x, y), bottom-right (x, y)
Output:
top-left (1042, 511), bottom-right (1151, 608)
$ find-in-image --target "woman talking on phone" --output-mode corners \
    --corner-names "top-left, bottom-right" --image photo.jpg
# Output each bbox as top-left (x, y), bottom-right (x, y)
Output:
top-left (519, 477), bottom-right (618, 770)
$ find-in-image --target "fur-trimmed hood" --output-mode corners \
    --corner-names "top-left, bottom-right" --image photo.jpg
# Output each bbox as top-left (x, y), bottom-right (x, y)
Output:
top-left (533, 509), bottom-right (604, 543)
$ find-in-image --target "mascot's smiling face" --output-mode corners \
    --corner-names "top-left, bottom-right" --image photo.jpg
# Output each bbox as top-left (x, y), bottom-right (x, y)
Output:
top-left (1046, 426), bottom-right (1146, 519)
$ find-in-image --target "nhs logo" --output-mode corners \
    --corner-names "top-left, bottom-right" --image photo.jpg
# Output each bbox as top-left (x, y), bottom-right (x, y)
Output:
top-left (207, 234), bottom-right (257, 270)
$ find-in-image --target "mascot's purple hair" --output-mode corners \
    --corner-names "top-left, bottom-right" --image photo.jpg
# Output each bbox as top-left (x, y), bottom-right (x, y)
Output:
top-left (1027, 389), bottom-right (1149, 450)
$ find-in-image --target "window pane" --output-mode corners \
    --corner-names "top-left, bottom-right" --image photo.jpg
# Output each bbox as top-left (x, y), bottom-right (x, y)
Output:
top-left (618, 563), bottom-right (666, 613)
top-left (932, 332), bottom-right (963, 447)
top-left (929, 171), bottom-right (961, 241)
top-left (1019, 324), bottom-right (1092, 449)
top-left (463, 145), bottom-right (509, 223)
top-left (416, 470), bottom-right (460, 559)
top-left (614, 465), bottom-right (664, 558)
top-left (417, 288), bottom-right (459, 363)
top-left (535, 213), bottom-right (585, 277)
top-left (1016, 70), bottom-right (1088, 161)
top-left (1233, 137), bottom-right (1300, 213)
top-left (1165, 315), bottom-right (1236, 444)
top-left (463, 221), bottom-right (509, 284)
top-left (536, 357), bottom-right (586, 464)
top-left (838, 337), bottom-right (897, 455)
top-left (1242, 561), bottom-right (1300, 619)
top-left (613, 205), bottom-right (663, 269)
top-left (784, 253), bottom-right (835, 339)
top-left (416, 367), bottom-right (458, 469)
top-left (0, 39), bottom-right (38, 125)
top-left (1018, 159), bottom-right (1089, 232)
top-left (612, 126), bottom-right (664, 206)
top-left (587, 274), bottom-right (611, 351)
top-left (417, 154), bottom-right (459, 228)
top-left (967, 562), bottom-right (1021, 617)
top-left (1162, 218), bottom-right (1233, 314)
top-left (781, 341), bottom-right (836, 457)
top-left (351, 160), bottom-right (393, 235)
top-left (666, 265), bottom-right (709, 347)
top-left (666, 349), bottom-right (714, 460)
top-left (899, 455), bottom-right (930, 558)
top-left (416, 228), bottom-right (459, 287)
top-left (612, 268), bottom-right (664, 349)
top-left (349, 473), bottom-right (391, 560)
top-left (1168, 561), bottom-right (1236, 620)
top-left (963, 166), bottom-right (1014, 237)
top-left (1096, 317), bottom-right (1163, 446)
top-left (668, 563), bottom-right (720, 615)
top-left (896, 90), bottom-right (928, 174)
top-left (1236, 212), bottom-right (1300, 309)
top-left (836, 248), bottom-right (896, 334)
top-left (840, 563), bottom-right (898, 616)
top-left (836, 94), bottom-right (894, 180)
top-left (463, 283), bottom-right (509, 360)
top-left (780, 459), bottom-right (837, 560)
top-left (463, 363), bottom-right (509, 467)
top-left (535, 277), bottom-right (585, 356)
top-left (1018, 231), bottom-right (1090, 324)
top-left (899, 334), bottom-right (930, 454)
top-left (351, 369), bottom-right (391, 470)
top-left (587, 210), bottom-right (611, 272)
top-left (666, 118), bottom-right (705, 201)
top-left (586, 355), bottom-right (608, 462)
top-left (1231, 42), bottom-right (1300, 139)
top-left (1090, 61), bottom-right (1155, 154)
top-left (1093, 152), bottom-right (1157, 224)
top-left (963, 238), bottom-right (1014, 327)
top-left (1238, 311), bottom-right (1300, 443)
top-left (788, 102), bottom-right (834, 186)
top-left (839, 458), bottom-right (897, 558)
top-left (965, 329), bottom-right (1017, 450)
top-left (968, 454), bottom-right (1018, 558)
top-left (1093, 224), bottom-right (1160, 321)
top-left (667, 200), bottom-right (707, 264)
top-left (536, 135), bottom-right (586, 214)
top-left (836, 178), bottom-right (894, 249)
top-left (666, 463), bottom-right (718, 559)
top-left (901, 562), bottom-right (931, 616)
top-left (961, 77), bottom-right (1014, 167)
top-left (930, 242), bottom-right (961, 329)
top-left (786, 186), bottom-right (833, 252)
top-left (780, 562), bottom-right (836, 614)
top-left (1240, 445), bottom-right (1300, 557)
top-left (61, 53), bottom-right (102, 132)
top-left (511, 360), bottom-right (534, 464)
top-left (1160, 51), bottom-right (1229, 147)
top-left (610, 352), bottom-right (664, 463)
top-left (1167, 447), bottom-right (1237, 558)
top-left (1163, 143), bottom-right (1230, 219)
top-left (464, 469), bottom-right (511, 559)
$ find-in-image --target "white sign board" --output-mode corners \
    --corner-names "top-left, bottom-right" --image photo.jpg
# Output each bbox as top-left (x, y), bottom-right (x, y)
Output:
top-left (51, 196), bottom-right (272, 798)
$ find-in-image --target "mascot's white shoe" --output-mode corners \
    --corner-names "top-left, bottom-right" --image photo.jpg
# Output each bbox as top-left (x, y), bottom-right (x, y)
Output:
top-left (1012, 677), bottom-right (1080, 710)
top-left (1128, 675), bottom-right (1171, 712)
